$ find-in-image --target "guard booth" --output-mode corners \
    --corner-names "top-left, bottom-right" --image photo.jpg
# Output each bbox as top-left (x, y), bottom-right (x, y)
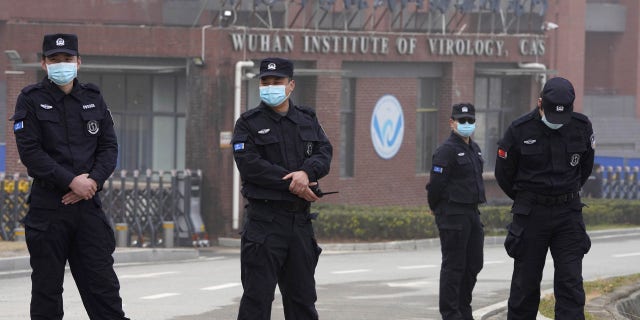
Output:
top-left (176, 169), bottom-right (210, 247)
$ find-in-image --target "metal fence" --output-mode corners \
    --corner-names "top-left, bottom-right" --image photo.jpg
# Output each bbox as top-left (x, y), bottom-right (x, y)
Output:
top-left (600, 166), bottom-right (640, 200)
top-left (1, 169), bottom-right (209, 247)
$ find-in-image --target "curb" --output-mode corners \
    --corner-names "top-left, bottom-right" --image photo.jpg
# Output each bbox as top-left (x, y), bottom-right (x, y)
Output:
top-left (0, 248), bottom-right (199, 273)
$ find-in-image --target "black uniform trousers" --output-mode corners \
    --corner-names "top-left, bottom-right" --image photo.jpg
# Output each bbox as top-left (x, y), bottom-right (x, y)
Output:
top-left (436, 204), bottom-right (484, 320)
top-left (238, 200), bottom-right (322, 320)
top-left (23, 200), bottom-right (128, 320)
top-left (504, 193), bottom-right (591, 320)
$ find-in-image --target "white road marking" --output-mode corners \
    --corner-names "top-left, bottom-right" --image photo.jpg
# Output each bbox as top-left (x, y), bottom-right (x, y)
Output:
top-left (387, 280), bottom-right (431, 288)
top-left (397, 265), bottom-right (437, 270)
top-left (613, 252), bottom-right (640, 258)
top-left (140, 292), bottom-right (180, 300)
top-left (119, 271), bottom-right (179, 279)
top-left (331, 269), bottom-right (370, 274)
top-left (201, 283), bottom-right (241, 291)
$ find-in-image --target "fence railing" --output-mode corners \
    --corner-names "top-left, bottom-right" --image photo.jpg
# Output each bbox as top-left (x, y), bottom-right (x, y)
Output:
top-left (598, 166), bottom-right (640, 200)
top-left (1, 170), bottom-right (209, 247)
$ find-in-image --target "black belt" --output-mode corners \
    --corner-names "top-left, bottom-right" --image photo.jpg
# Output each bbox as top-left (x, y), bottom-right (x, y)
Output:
top-left (250, 199), bottom-right (309, 212)
top-left (526, 191), bottom-right (579, 206)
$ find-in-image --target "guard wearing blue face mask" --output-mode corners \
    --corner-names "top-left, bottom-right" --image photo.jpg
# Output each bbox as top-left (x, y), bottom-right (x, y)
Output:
top-left (231, 57), bottom-right (333, 320)
top-left (426, 103), bottom-right (485, 320)
top-left (10, 33), bottom-right (128, 320)
top-left (495, 77), bottom-right (595, 319)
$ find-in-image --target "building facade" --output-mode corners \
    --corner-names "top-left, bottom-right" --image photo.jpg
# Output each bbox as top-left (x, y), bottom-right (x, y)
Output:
top-left (2, 0), bottom-right (639, 238)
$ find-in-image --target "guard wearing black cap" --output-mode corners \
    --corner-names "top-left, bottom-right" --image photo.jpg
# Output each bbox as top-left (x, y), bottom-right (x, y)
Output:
top-left (495, 77), bottom-right (594, 319)
top-left (232, 57), bottom-right (332, 320)
top-left (11, 33), bottom-right (128, 319)
top-left (426, 103), bottom-right (485, 320)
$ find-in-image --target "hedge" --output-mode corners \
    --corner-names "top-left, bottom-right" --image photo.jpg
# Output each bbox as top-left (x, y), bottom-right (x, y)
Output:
top-left (310, 199), bottom-right (640, 241)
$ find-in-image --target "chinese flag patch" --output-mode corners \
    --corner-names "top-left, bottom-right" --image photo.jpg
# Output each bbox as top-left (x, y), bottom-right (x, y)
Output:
top-left (498, 148), bottom-right (507, 159)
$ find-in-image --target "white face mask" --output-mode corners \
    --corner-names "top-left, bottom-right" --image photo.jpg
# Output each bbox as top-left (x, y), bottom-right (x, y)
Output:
top-left (46, 62), bottom-right (77, 85)
top-left (541, 114), bottom-right (563, 130)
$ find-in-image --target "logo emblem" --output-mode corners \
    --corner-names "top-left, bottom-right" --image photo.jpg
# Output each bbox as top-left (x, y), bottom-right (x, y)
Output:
top-left (498, 148), bottom-right (507, 159)
top-left (570, 154), bottom-right (581, 166)
top-left (305, 142), bottom-right (313, 157)
top-left (87, 120), bottom-right (99, 135)
top-left (524, 139), bottom-right (536, 145)
top-left (457, 152), bottom-right (465, 156)
top-left (371, 95), bottom-right (404, 160)
top-left (461, 106), bottom-right (468, 113)
top-left (258, 128), bottom-right (270, 134)
top-left (56, 38), bottom-right (65, 46)
top-left (267, 62), bottom-right (276, 70)
top-left (556, 105), bottom-right (564, 112)
top-left (40, 104), bottom-right (53, 110)
top-left (14, 121), bottom-right (24, 132)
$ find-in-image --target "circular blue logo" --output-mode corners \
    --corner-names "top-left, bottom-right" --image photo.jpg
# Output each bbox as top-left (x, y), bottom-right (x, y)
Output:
top-left (370, 95), bottom-right (404, 159)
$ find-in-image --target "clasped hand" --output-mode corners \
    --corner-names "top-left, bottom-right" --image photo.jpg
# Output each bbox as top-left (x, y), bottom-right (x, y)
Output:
top-left (283, 171), bottom-right (319, 202)
top-left (62, 173), bottom-right (97, 205)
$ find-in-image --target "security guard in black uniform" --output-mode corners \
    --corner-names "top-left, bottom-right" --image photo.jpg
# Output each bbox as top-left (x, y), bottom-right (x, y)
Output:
top-left (232, 57), bottom-right (332, 320)
top-left (427, 103), bottom-right (485, 320)
top-left (495, 77), bottom-right (594, 320)
top-left (11, 34), bottom-right (128, 320)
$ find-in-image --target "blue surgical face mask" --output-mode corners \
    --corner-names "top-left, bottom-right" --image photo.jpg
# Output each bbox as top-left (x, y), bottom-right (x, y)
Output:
top-left (259, 85), bottom-right (289, 107)
top-left (46, 62), bottom-right (77, 85)
top-left (456, 122), bottom-right (476, 137)
top-left (541, 114), bottom-right (563, 130)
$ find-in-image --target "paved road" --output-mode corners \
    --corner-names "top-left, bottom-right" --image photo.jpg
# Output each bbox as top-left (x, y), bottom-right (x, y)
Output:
top-left (0, 229), bottom-right (639, 319)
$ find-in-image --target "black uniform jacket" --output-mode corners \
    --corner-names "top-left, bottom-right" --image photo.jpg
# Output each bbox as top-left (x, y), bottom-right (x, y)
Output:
top-left (495, 109), bottom-right (595, 200)
top-left (232, 101), bottom-right (333, 202)
top-left (426, 132), bottom-right (486, 212)
top-left (12, 78), bottom-right (118, 209)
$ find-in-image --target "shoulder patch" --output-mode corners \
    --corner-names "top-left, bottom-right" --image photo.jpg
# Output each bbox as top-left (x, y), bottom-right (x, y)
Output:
top-left (295, 105), bottom-right (316, 117)
top-left (20, 83), bottom-right (43, 94)
top-left (81, 83), bottom-right (101, 93)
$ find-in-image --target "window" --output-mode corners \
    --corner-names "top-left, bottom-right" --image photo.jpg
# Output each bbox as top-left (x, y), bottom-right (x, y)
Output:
top-left (474, 75), bottom-right (531, 170)
top-left (340, 78), bottom-right (355, 178)
top-left (416, 78), bottom-right (440, 174)
top-left (85, 72), bottom-right (186, 170)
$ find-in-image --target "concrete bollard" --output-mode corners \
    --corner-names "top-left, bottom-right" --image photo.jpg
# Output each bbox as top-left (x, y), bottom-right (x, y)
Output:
top-left (14, 227), bottom-right (25, 242)
top-left (163, 221), bottom-right (175, 248)
top-left (115, 223), bottom-right (128, 247)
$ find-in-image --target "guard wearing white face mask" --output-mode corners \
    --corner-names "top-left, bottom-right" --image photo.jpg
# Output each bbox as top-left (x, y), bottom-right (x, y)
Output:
top-left (495, 77), bottom-right (595, 319)
top-left (11, 33), bottom-right (127, 320)
top-left (231, 57), bottom-right (333, 320)
top-left (426, 103), bottom-right (485, 320)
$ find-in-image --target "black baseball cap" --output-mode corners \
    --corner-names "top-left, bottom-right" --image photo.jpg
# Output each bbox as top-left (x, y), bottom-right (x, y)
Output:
top-left (43, 33), bottom-right (79, 57)
top-left (541, 77), bottom-right (575, 125)
top-left (258, 57), bottom-right (293, 79)
top-left (451, 103), bottom-right (475, 120)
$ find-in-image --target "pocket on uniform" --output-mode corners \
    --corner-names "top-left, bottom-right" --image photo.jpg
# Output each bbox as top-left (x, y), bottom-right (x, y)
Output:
top-left (22, 214), bottom-right (51, 257)
top-left (437, 223), bottom-right (463, 251)
top-left (504, 222), bottom-right (525, 258)
top-left (242, 210), bottom-right (275, 244)
top-left (578, 220), bottom-right (591, 254)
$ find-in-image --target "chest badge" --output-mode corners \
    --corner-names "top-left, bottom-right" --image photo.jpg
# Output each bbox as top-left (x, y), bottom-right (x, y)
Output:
top-left (457, 152), bottom-right (465, 156)
top-left (40, 104), bottom-right (53, 110)
top-left (570, 154), bottom-right (581, 167)
top-left (258, 128), bottom-right (270, 134)
top-left (87, 120), bottom-right (100, 135)
top-left (524, 139), bottom-right (536, 144)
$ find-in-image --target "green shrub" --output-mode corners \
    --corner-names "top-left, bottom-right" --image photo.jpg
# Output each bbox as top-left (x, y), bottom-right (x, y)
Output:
top-left (311, 199), bottom-right (640, 241)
